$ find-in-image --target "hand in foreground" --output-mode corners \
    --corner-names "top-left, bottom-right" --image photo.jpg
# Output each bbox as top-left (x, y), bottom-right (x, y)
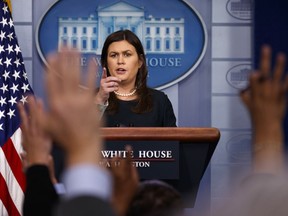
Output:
top-left (18, 97), bottom-right (52, 169)
top-left (110, 145), bottom-right (139, 216)
top-left (241, 45), bottom-right (288, 132)
top-left (37, 47), bottom-right (103, 167)
top-left (94, 67), bottom-right (121, 104)
top-left (240, 45), bottom-right (288, 174)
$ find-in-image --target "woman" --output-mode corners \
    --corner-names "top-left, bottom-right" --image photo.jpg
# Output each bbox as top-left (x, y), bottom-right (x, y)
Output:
top-left (95, 30), bottom-right (177, 127)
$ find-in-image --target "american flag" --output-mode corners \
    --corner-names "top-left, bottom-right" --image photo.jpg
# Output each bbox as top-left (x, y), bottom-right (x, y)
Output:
top-left (0, 0), bottom-right (33, 215)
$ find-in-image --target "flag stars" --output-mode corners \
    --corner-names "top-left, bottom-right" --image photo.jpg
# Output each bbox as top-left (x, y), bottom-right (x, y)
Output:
top-left (20, 95), bottom-right (28, 104)
top-left (0, 45), bottom-right (4, 53)
top-left (14, 58), bottom-right (21, 67)
top-left (8, 18), bottom-right (13, 28)
top-left (22, 71), bottom-right (28, 80)
top-left (7, 32), bottom-right (13, 41)
top-left (0, 30), bottom-right (5, 41)
top-left (10, 83), bottom-right (19, 93)
top-left (6, 44), bottom-right (13, 54)
top-left (4, 57), bottom-right (11, 67)
top-left (0, 2), bottom-right (34, 138)
top-left (14, 44), bottom-right (21, 54)
top-left (8, 96), bottom-right (17, 106)
top-left (0, 96), bottom-right (7, 106)
top-left (2, 4), bottom-right (8, 14)
top-left (0, 17), bottom-right (7, 27)
top-left (0, 83), bottom-right (8, 93)
top-left (7, 108), bottom-right (15, 119)
top-left (21, 83), bottom-right (30, 93)
top-left (12, 70), bottom-right (20, 80)
top-left (2, 70), bottom-right (10, 80)
top-left (0, 110), bottom-right (5, 120)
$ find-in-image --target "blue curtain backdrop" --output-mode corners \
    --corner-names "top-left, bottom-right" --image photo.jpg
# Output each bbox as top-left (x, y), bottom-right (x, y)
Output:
top-left (253, 0), bottom-right (288, 148)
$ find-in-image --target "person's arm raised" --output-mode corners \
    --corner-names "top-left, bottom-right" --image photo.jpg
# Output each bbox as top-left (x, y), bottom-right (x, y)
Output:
top-left (240, 45), bottom-right (288, 175)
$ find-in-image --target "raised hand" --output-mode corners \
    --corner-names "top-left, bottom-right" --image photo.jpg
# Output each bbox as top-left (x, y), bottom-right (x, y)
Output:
top-left (94, 67), bottom-right (121, 105)
top-left (110, 145), bottom-right (139, 216)
top-left (241, 45), bottom-right (288, 127)
top-left (36, 47), bottom-right (104, 167)
top-left (240, 45), bottom-right (288, 174)
top-left (18, 97), bottom-right (52, 168)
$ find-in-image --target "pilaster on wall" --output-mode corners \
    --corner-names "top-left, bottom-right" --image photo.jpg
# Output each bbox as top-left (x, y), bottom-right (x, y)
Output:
top-left (210, 0), bottom-right (253, 213)
top-left (12, 0), bottom-right (33, 87)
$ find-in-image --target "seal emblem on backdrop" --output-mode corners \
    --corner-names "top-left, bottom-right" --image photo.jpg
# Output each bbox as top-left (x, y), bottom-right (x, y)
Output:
top-left (226, 0), bottom-right (253, 20)
top-left (36, 0), bottom-right (207, 89)
top-left (226, 134), bottom-right (252, 163)
top-left (226, 64), bottom-right (252, 90)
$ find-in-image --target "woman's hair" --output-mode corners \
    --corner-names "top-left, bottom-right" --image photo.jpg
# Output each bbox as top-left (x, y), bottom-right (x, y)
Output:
top-left (101, 29), bottom-right (152, 114)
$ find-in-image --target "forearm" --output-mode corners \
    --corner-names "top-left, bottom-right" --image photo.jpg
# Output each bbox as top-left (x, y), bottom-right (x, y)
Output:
top-left (252, 121), bottom-right (285, 175)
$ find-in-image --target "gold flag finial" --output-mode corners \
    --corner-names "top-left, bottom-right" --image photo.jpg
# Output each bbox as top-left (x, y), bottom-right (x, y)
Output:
top-left (4, 0), bottom-right (12, 13)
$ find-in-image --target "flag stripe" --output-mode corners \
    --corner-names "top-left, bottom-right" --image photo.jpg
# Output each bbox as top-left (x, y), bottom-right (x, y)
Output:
top-left (0, 199), bottom-right (9, 216)
top-left (0, 146), bottom-right (24, 215)
top-left (2, 129), bottom-right (25, 191)
top-left (10, 128), bottom-right (23, 156)
top-left (0, 173), bottom-right (20, 216)
top-left (2, 137), bottom-right (25, 191)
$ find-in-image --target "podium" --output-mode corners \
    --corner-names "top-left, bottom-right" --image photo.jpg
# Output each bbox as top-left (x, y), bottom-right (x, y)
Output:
top-left (101, 127), bottom-right (220, 207)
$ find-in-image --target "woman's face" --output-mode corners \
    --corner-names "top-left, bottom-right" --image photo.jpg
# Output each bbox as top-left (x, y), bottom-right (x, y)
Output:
top-left (107, 40), bottom-right (143, 86)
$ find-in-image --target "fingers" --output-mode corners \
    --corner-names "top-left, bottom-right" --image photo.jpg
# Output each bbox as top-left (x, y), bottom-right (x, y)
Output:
top-left (240, 45), bottom-right (288, 123)
top-left (59, 47), bottom-right (81, 94)
top-left (242, 46), bottom-right (287, 96)
top-left (45, 53), bottom-right (62, 105)
top-left (259, 45), bottom-right (287, 83)
top-left (18, 102), bottom-right (29, 151)
top-left (240, 71), bottom-right (264, 111)
top-left (46, 47), bottom-right (82, 105)
top-left (18, 100), bottom-right (29, 135)
top-left (101, 67), bottom-right (121, 89)
top-left (101, 70), bottom-right (121, 88)
top-left (25, 96), bottom-right (51, 137)
top-left (125, 145), bottom-right (133, 161)
top-left (27, 96), bottom-right (40, 125)
top-left (86, 58), bottom-right (98, 95)
top-left (102, 67), bottom-right (107, 79)
top-left (101, 76), bottom-right (121, 90)
top-left (110, 145), bottom-right (134, 171)
top-left (125, 145), bottom-right (139, 181)
top-left (18, 95), bottom-right (39, 139)
top-left (240, 88), bottom-right (250, 110)
top-left (248, 72), bottom-right (262, 97)
top-left (259, 45), bottom-right (272, 78)
top-left (20, 152), bottom-right (28, 172)
top-left (273, 52), bottom-right (286, 83)
top-left (18, 96), bottom-right (53, 167)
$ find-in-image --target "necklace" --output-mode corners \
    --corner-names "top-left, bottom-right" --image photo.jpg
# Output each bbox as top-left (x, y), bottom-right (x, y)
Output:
top-left (114, 88), bottom-right (137, 97)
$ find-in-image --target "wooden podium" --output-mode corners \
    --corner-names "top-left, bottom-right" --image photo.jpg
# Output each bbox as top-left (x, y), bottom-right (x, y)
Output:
top-left (101, 127), bottom-right (220, 207)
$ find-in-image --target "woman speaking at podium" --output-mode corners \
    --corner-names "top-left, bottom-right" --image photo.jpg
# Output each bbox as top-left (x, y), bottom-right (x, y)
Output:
top-left (94, 30), bottom-right (177, 127)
